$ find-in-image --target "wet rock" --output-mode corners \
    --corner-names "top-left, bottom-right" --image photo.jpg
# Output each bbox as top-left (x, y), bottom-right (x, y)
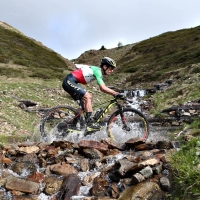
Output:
top-left (118, 182), bottom-right (166, 200)
top-left (108, 149), bottom-right (121, 156)
top-left (109, 182), bottom-right (120, 198)
top-left (90, 173), bottom-right (109, 197)
top-left (12, 195), bottom-right (38, 200)
top-left (140, 151), bottom-right (153, 159)
top-left (139, 158), bottom-right (160, 167)
top-left (2, 143), bottom-right (19, 151)
top-left (18, 146), bottom-right (39, 154)
top-left (45, 145), bottom-right (57, 157)
top-left (0, 157), bottom-right (12, 166)
top-left (49, 162), bottom-right (78, 176)
top-left (44, 175), bottom-right (64, 195)
top-left (58, 174), bottom-right (81, 200)
top-left (155, 153), bottom-right (167, 162)
top-left (6, 176), bottom-right (40, 194)
top-left (82, 148), bottom-right (104, 159)
top-left (65, 154), bottom-right (81, 165)
top-left (79, 140), bottom-right (108, 153)
top-left (80, 158), bottom-right (89, 172)
top-left (0, 136), bottom-right (177, 199)
top-left (82, 172), bottom-right (101, 186)
top-left (27, 172), bottom-right (45, 183)
top-left (160, 176), bottom-right (171, 191)
top-left (139, 166), bottom-right (153, 178)
top-left (131, 173), bottom-right (145, 184)
top-left (156, 141), bottom-right (173, 149)
top-left (118, 159), bottom-right (138, 176)
top-left (52, 140), bottom-right (74, 151)
top-left (16, 153), bottom-right (39, 164)
top-left (101, 138), bottom-right (124, 150)
top-left (108, 158), bottom-right (140, 182)
top-left (135, 142), bottom-right (154, 151)
top-left (10, 161), bottom-right (37, 176)
top-left (125, 138), bottom-right (145, 149)
top-left (153, 164), bottom-right (163, 175)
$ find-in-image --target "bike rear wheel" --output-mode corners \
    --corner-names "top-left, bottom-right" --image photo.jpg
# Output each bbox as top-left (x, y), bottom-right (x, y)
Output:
top-left (40, 105), bottom-right (84, 142)
top-left (107, 108), bottom-right (149, 142)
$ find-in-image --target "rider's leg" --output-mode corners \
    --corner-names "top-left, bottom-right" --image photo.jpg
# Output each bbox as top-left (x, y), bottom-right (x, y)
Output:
top-left (82, 92), bottom-right (93, 112)
top-left (82, 92), bottom-right (102, 131)
top-left (82, 92), bottom-right (93, 123)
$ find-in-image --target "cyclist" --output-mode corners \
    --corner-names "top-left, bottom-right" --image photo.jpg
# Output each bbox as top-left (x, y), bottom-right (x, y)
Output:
top-left (62, 57), bottom-right (124, 132)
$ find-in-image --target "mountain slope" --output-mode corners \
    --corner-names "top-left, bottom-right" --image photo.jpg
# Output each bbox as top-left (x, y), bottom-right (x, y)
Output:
top-left (75, 26), bottom-right (200, 87)
top-left (0, 21), bottom-right (75, 79)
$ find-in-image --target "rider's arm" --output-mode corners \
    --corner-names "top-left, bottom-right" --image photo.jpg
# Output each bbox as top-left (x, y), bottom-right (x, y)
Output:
top-left (99, 84), bottom-right (118, 96)
top-left (91, 66), bottom-right (118, 96)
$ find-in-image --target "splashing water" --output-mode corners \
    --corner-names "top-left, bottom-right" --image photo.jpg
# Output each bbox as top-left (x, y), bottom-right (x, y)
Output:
top-left (38, 193), bottom-right (51, 200)
top-left (31, 89), bottom-right (171, 144)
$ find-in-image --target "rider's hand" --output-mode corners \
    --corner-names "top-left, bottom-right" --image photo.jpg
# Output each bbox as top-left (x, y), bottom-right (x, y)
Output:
top-left (114, 93), bottom-right (125, 100)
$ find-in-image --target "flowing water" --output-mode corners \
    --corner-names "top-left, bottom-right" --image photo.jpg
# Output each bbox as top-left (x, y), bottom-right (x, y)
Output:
top-left (31, 89), bottom-right (171, 144)
top-left (0, 89), bottom-right (172, 199)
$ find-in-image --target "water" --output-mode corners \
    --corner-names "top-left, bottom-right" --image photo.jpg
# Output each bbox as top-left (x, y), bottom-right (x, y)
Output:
top-left (38, 193), bottom-right (51, 200)
top-left (124, 89), bottom-right (147, 110)
top-left (31, 89), bottom-right (171, 144)
top-left (5, 88), bottom-right (172, 199)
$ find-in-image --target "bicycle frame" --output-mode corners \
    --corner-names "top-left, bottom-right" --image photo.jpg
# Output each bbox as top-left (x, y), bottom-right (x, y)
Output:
top-left (93, 98), bottom-right (124, 123)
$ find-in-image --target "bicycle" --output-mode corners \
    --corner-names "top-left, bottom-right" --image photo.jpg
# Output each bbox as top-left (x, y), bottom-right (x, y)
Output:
top-left (40, 96), bottom-right (150, 143)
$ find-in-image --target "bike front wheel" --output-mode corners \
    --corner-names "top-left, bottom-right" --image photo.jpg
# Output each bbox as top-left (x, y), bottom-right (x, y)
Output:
top-left (107, 108), bottom-right (149, 143)
top-left (40, 105), bottom-right (84, 142)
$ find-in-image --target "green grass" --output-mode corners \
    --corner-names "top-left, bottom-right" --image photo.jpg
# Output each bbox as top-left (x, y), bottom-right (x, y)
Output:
top-left (0, 25), bottom-right (71, 79)
top-left (117, 26), bottom-right (200, 84)
top-left (169, 137), bottom-right (200, 199)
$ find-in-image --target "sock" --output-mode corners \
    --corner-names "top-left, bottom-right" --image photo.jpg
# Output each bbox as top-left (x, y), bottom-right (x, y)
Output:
top-left (85, 112), bottom-right (92, 124)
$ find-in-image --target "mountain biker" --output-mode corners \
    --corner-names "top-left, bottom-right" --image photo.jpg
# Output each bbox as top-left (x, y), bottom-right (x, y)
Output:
top-left (62, 57), bottom-right (125, 132)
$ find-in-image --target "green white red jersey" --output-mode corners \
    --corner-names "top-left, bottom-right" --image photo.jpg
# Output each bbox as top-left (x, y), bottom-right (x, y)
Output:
top-left (72, 64), bottom-right (104, 85)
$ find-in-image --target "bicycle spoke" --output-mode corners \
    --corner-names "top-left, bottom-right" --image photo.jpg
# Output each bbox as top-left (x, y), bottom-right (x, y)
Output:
top-left (40, 106), bottom-right (85, 142)
top-left (107, 108), bottom-right (149, 143)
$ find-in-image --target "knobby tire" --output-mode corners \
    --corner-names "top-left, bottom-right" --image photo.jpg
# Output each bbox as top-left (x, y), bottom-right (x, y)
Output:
top-left (107, 108), bottom-right (149, 142)
top-left (40, 105), bottom-right (81, 141)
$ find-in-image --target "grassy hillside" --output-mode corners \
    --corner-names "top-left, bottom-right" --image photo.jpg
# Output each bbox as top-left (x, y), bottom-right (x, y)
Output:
top-left (76, 26), bottom-right (200, 87)
top-left (0, 22), bottom-right (74, 79)
top-left (0, 22), bottom-right (200, 141)
top-left (119, 26), bottom-right (200, 84)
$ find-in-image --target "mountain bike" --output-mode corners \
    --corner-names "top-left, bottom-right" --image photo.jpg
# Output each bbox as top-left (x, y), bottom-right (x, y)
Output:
top-left (40, 96), bottom-right (150, 143)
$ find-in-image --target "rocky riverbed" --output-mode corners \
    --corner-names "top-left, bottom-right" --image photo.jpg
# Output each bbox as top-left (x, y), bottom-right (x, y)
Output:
top-left (0, 137), bottom-right (174, 200)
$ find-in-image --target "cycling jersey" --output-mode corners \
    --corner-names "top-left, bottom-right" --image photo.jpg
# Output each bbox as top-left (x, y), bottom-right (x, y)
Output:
top-left (62, 65), bottom-right (104, 101)
top-left (71, 65), bottom-right (104, 85)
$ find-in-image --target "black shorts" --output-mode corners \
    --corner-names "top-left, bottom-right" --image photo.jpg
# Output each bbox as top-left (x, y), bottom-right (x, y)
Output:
top-left (62, 74), bottom-right (87, 100)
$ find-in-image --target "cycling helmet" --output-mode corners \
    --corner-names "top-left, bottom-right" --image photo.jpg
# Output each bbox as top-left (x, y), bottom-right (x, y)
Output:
top-left (101, 57), bottom-right (116, 68)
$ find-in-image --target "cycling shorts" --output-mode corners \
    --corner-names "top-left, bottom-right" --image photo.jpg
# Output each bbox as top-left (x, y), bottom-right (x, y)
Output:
top-left (62, 73), bottom-right (87, 100)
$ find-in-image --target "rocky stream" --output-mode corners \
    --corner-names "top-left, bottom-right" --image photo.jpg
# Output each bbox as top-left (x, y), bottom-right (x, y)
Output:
top-left (1, 82), bottom-right (200, 200)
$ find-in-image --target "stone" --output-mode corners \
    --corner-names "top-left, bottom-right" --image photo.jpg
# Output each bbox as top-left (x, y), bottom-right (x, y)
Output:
top-left (6, 176), bottom-right (40, 194)
top-left (139, 166), bottom-right (153, 178)
top-left (160, 176), bottom-right (171, 191)
top-left (50, 162), bottom-right (78, 176)
top-left (118, 182), bottom-right (166, 200)
top-left (44, 175), bottom-right (64, 195)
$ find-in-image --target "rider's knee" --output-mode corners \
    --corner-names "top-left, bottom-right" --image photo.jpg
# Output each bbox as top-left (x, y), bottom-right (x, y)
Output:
top-left (82, 92), bottom-right (92, 102)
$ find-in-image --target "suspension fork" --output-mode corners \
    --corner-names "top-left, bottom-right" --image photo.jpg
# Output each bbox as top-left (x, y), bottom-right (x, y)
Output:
top-left (118, 106), bottom-right (126, 125)
top-left (118, 104), bottom-right (131, 131)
